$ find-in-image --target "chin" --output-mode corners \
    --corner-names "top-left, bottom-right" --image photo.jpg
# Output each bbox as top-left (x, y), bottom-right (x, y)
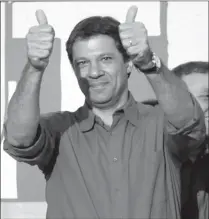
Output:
top-left (88, 95), bottom-right (114, 109)
top-left (91, 98), bottom-right (112, 108)
top-left (89, 90), bottom-right (112, 103)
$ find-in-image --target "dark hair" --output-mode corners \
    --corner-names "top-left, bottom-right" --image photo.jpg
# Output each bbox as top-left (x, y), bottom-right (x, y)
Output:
top-left (66, 16), bottom-right (129, 65)
top-left (172, 61), bottom-right (209, 78)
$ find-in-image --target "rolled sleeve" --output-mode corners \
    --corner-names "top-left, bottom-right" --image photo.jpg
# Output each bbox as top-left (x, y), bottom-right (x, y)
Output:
top-left (165, 94), bottom-right (206, 162)
top-left (3, 111), bottom-right (70, 174)
top-left (3, 122), bottom-right (56, 174)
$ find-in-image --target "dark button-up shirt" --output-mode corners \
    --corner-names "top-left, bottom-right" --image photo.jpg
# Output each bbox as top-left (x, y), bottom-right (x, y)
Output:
top-left (181, 139), bottom-right (209, 219)
top-left (4, 93), bottom-right (205, 219)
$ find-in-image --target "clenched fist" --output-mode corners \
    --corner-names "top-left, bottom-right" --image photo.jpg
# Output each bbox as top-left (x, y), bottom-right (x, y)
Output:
top-left (119, 6), bottom-right (152, 69)
top-left (26, 10), bottom-right (55, 71)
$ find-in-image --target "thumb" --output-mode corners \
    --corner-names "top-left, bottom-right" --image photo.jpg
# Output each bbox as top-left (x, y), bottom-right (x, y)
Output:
top-left (125, 5), bottom-right (138, 23)
top-left (36, 9), bottom-right (48, 25)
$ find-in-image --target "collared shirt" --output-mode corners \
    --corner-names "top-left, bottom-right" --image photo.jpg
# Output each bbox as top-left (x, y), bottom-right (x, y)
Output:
top-left (4, 93), bottom-right (205, 219)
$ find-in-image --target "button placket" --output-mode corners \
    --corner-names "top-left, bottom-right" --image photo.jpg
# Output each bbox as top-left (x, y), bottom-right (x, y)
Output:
top-left (108, 124), bottom-right (126, 218)
top-left (113, 157), bottom-right (118, 162)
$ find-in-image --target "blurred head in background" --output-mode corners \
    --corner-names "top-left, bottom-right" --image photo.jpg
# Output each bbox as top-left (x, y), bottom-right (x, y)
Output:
top-left (172, 61), bottom-right (208, 136)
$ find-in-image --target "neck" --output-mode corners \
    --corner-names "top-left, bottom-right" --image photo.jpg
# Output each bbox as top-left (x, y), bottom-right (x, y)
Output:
top-left (92, 90), bottom-right (129, 126)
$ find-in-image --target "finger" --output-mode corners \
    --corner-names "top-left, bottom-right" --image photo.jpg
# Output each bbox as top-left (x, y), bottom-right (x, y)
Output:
top-left (126, 44), bottom-right (147, 58)
top-left (126, 5), bottom-right (138, 23)
top-left (27, 32), bottom-right (54, 42)
top-left (30, 57), bottom-right (39, 62)
top-left (29, 25), bottom-right (53, 33)
top-left (121, 38), bottom-right (138, 49)
top-left (28, 41), bottom-right (53, 50)
top-left (119, 30), bottom-right (133, 39)
top-left (126, 45), bottom-right (140, 56)
top-left (28, 49), bottom-right (50, 59)
top-left (36, 9), bottom-right (48, 25)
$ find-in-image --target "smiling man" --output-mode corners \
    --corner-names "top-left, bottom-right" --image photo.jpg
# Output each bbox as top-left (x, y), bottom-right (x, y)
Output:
top-left (3, 6), bottom-right (206, 219)
top-left (72, 34), bottom-right (129, 117)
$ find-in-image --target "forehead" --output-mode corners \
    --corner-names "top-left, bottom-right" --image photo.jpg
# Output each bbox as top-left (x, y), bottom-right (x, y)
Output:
top-left (72, 35), bottom-right (120, 59)
top-left (182, 73), bottom-right (208, 96)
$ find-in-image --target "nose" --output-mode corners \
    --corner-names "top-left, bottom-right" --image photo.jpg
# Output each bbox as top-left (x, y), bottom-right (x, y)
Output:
top-left (88, 61), bottom-right (103, 78)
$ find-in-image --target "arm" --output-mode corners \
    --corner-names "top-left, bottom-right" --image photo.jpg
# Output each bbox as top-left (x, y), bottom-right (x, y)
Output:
top-left (145, 62), bottom-right (195, 129)
top-left (5, 10), bottom-right (54, 146)
top-left (5, 62), bottom-right (43, 146)
top-left (119, 5), bottom-right (206, 161)
top-left (4, 10), bottom-right (57, 170)
top-left (4, 111), bottom-right (70, 175)
top-left (145, 61), bottom-right (205, 161)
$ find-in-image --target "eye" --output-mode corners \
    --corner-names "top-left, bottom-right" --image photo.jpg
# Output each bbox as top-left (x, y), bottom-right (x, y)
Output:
top-left (101, 56), bottom-right (112, 61)
top-left (77, 60), bottom-right (88, 67)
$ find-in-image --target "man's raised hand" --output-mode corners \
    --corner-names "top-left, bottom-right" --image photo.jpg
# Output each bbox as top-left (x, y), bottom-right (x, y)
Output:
top-left (119, 5), bottom-right (152, 67)
top-left (26, 10), bottom-right (55, 71)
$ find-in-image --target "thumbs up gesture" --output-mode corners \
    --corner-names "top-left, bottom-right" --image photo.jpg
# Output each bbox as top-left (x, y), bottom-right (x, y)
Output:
top-left (26, 10), bottom-right (55, 71)
top-left (119, 6), bottom-right (152, 69)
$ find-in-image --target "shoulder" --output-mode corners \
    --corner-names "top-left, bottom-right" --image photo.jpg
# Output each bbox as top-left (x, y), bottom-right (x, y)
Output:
top-left (39, 106), bottom-right (90, 133)
top-left (40, 111), bottom-right (71, 122)
top-left (40, 111), bottom-right (73, 133)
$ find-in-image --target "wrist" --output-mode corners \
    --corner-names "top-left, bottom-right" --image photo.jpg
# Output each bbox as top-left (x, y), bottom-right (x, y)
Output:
top-left (135, 52), bottom-right (161, 74)
top-left (25, 60), bottom-right (44, 75)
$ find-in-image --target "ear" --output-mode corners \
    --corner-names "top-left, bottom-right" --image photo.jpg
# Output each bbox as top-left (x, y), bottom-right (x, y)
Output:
top-left (126, 60), bottom-right (134, 78)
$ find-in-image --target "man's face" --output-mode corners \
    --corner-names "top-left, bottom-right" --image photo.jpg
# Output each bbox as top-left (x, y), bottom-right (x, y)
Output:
top-left (72, 35), bottom-right (129, 109)
top-left (182, 73), bottom-right (208, 135)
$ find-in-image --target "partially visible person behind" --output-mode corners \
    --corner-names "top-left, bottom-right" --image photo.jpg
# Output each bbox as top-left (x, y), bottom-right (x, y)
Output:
top-left (172, 61), bottom-right (209, 219)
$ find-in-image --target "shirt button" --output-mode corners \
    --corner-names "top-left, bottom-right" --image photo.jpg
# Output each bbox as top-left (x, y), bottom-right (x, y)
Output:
top-left (113, 157), bottom-right (118, 162)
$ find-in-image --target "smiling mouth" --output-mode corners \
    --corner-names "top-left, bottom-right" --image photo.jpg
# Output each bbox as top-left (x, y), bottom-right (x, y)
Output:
top-left (90, 82), bottom-right (108, 89)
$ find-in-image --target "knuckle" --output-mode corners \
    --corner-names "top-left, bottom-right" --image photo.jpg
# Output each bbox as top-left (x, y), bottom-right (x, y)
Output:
top-left (48, 34), bottom-right (54, 41)
top-left (123, 39), bottom-right (130, 48)
top-left (26, 32), bottom-right (34, 41)
top-left (48, 25), bottom-right (53, 31)
top-left (28, 26), bottom-right (37, 33)
top-left (28, 50), bottom-right (34, 58)
top-left (47, 42), bottom-right (53, 49)
top-left (119, 24), bottom-right (126, 32)
top-left (120, 32), bottom-right (126, 39)
top-left (41, 49), bottom-right (49, 56)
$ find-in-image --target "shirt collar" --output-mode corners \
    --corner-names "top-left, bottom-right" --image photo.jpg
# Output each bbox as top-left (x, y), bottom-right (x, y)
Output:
top-left (76, 102), bottom-right (96, 132)
top-left (78, 92), bottom-right (139, 132)
top-left (123, 92), bottom-right (139, 127)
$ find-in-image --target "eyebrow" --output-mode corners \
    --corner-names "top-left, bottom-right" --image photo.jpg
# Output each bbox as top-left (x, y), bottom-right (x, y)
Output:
top-left (74, 57), bottom-right (88, 62)
top-left (98, 53), bottom-right (115, 57)
top-left (73, 53), bottom-right (116, 63)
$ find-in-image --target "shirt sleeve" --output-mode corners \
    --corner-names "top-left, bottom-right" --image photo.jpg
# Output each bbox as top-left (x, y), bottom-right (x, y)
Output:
top-left (164, 94), bottom-right (206, 162)
top-left (3, 111), bottom-right (71, 175)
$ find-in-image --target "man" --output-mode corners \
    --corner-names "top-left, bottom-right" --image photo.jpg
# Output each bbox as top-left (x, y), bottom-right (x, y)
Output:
top-left (3, 5), bottom-right (205, 219)
top-left (172, 61), bottom-right (209, 219)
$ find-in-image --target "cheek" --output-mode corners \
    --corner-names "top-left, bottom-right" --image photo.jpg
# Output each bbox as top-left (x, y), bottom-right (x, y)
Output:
top-left (114, 68), bottom-right (128, 91)
top-left (78, 67), bottom-right (89, 78)
top-left (103, 64), bottom-right (122, 81)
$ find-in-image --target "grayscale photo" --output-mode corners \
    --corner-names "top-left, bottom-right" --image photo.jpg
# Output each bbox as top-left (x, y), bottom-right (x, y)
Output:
top-left (1, 1), bottom-right (208, 219)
